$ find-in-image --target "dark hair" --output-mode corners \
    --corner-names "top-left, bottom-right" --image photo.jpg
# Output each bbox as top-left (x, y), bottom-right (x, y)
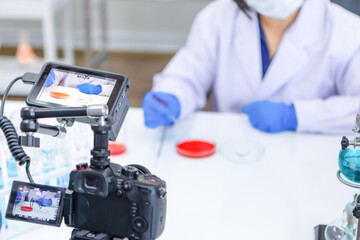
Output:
top-left (234, 0), bottom-right (250, 13)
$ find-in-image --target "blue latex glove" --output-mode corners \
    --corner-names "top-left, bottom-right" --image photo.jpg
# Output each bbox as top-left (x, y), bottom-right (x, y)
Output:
top-left (43, 69), bottom-right (55, 87)
top-left (242, 100), bottom-right (297, 133)
top-left (77, 83), bottom-right (102, 95)
top-left (142, 91), bottom-right (181, 128)
top-left (15, 192), bottom-right (22, 204)
top-left (36, 197), bottom-right (52, 207)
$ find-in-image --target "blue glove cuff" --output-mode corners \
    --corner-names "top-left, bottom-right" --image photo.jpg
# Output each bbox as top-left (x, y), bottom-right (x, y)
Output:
top-left (95, 85), bottom-right (102, 94)
top-left (286, 104), bottom-right (298, 131)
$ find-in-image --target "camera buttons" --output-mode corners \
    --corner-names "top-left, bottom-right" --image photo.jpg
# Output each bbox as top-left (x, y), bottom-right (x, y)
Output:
top-left (159, 187), bottom-right (167, 199)
top-left (116, 189), bottom-right (124, 197)
top-left (76, 163), bottom-right (88, 171)
top-left (122, 181), bottom-right (132, 191)
top-left (131, 216), bottom-right (148, 233)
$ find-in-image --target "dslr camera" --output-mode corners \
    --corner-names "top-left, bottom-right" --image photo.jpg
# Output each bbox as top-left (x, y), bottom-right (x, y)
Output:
top-left (4, 63), bottom-right (167, 240)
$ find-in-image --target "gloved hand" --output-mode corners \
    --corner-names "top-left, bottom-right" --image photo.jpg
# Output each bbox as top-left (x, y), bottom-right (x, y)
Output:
top-left (43, 69), bottom-right (55, 87)
top-left (36, 197), bottom-right (52, 207)
top-left (142, 91), bottom-right (181, 128)
top-left (77, 83), bottom-right (102, 95)
top-left (242, 100), bottom-right (297, 133)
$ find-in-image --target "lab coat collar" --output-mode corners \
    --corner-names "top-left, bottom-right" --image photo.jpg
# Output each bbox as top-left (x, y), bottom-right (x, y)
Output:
top-left (235, 9), bottom-right (262, 94)
top-left (257, 0), bottom-right (328, 98)
top-left (288, 0), bottom-right (328, 47)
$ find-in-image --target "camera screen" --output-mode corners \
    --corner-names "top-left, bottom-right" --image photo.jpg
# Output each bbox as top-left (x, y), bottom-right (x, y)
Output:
top-left (35, 68), bottom-right (117, 107)
top-left (6, 181), bottom-right (65, 227)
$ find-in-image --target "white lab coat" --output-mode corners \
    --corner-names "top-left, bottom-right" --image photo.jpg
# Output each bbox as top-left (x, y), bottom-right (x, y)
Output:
top-left (153, 0), bottom-right (360, 134)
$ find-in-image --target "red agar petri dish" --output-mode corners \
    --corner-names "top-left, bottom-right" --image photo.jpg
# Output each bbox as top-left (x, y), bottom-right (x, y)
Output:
top-left (50, 91), bottom-right (70, 99)
top-left (109, 142), bottom-right (126, 156)
top-left (177, 140), bottom-right (216, 158)
top-left (20, 206), bottom-right (33, 212)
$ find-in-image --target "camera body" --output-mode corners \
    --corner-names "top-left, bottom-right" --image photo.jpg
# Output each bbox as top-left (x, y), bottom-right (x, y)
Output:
top-left (63, 163), bottom-right (167, 240)
top-left (4, 63), bottom-right (167, 240)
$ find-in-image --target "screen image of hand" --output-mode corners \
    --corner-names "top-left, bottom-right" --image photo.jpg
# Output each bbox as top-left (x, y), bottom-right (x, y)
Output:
top-left (77, 83), bottom-right (102, 95)
top-left (142, 91), bottom-right (181, 128)
top-left (36, 197), bottom-right (52, 207)
top-left (242, 100), bottom-right (298, 133)
top-left (43, 69), bottom-right (56, 87)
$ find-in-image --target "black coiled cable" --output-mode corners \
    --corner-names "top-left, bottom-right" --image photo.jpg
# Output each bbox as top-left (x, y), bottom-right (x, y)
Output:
top-left (0, 76), bottom-right (34, 183)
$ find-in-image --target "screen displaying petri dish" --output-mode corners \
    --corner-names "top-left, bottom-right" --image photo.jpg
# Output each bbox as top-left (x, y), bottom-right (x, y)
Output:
top-left (10, 185), bottom-right (62, 224)
top-left (36, 68), bottom-right (116, 107)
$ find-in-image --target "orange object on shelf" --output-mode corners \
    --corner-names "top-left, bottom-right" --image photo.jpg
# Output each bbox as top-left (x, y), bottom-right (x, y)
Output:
top-left (176, 140), bottom-right (216, 158)
top-left (50, 92), bottom-right (70, 99)
top-left (16, 30), bottom-right (37, 64)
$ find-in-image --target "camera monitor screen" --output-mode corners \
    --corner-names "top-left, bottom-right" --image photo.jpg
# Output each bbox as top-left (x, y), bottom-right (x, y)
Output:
top-left (36, 68), bottom-right (116, 107)
top-left (6, 181), bottom-right (65, 227)
top-left (26, 62), bottom-right (129, 111)
top-left (26, 62), bottom-right (130, 141)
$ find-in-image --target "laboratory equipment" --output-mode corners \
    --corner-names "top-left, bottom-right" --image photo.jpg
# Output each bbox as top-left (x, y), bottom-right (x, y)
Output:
top-left (0, 62), bottom-right (167, 240)
top-left (320, 105), bottom-right (360, 240)
top-left (324, 198), bottom-right (357, 240)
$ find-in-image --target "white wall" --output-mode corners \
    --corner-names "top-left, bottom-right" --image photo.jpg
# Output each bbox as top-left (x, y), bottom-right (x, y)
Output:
top-left (0, 0), bottom-right (209, 53)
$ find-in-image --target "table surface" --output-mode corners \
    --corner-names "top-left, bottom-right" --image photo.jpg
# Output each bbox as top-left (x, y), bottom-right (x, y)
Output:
top-left (5, 105), bottom-right (356, 240)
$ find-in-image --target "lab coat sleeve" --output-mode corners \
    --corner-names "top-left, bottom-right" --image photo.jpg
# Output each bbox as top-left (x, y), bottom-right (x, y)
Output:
top-left (54, 71), bottom-right (69, 86)
top-left (294, 47), bottom-right (360, 134)
top-left (152, 2), bottom-right (221, 119)
top-left (99, 85), bottom-right (114, 97)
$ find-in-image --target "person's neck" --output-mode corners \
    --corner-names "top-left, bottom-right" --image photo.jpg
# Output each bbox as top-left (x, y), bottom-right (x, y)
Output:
top-left (259, 10), bottom-right (300, 35)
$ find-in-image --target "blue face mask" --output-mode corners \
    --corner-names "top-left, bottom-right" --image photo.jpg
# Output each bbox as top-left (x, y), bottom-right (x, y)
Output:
top-left (246, 0), bottom-right (305, 19)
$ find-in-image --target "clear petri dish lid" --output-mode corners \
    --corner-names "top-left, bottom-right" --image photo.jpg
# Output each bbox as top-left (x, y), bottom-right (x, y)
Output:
top-left (70, 94), bottom-right (92, 103)
top-left (219, 139), bottom-right (265, 164)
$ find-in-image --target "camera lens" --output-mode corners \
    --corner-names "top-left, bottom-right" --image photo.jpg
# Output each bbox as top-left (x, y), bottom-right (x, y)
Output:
top-left (85, 176), bottom-right (100, 189)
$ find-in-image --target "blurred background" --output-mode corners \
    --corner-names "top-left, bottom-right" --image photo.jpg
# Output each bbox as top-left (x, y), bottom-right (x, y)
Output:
top-left (0, 0), bottom-right (358, 107)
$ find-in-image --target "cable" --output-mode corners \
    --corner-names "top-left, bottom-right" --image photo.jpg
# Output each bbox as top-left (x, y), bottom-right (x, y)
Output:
top-left (0, 76), bottom-right (22, 117)
top-left (0, 75), bottom-right (34, 183)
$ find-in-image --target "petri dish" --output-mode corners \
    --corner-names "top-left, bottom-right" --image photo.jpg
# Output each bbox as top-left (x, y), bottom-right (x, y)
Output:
top-left (109, 142), bottom-right (126, 156)
top-left (20, 206), bottom-right (33, 212)
top-left (50, 91), bottom-right (70, 99)
top-left (176, 140), bottom-right (216, 158)
top-left (220, 140), bottom-right (265, 164)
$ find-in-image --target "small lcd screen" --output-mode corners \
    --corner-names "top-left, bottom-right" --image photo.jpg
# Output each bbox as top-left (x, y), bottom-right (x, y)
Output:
top-left (6, 181), bottom-right (65, 226)
top-left (36, 68), bottom-right (116, 107)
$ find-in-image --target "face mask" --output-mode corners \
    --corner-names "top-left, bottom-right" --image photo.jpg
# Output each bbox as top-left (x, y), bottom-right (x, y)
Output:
top-left (246, 0), bottom-right (305, 19)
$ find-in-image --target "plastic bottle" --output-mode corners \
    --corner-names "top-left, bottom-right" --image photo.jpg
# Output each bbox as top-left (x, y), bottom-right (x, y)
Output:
top-left (6, 155), bottom-right (18, 187)
top-left (73, 123), bottom-right (92, 163)
top-left (41, 138), bottom-right (56, 174)
top-left (0, 147), bottom-right (8, 231)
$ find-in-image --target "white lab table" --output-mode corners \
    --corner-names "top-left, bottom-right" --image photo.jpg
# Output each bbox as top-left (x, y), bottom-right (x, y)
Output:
top-left (6, 105), bottom-right (356, 240)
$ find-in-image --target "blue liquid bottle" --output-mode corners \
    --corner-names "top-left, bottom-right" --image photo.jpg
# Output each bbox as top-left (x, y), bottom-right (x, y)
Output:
top-left (338, 148), bottom-right (360, 183)
top-left (6, 155), bottom-right (18, 187)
